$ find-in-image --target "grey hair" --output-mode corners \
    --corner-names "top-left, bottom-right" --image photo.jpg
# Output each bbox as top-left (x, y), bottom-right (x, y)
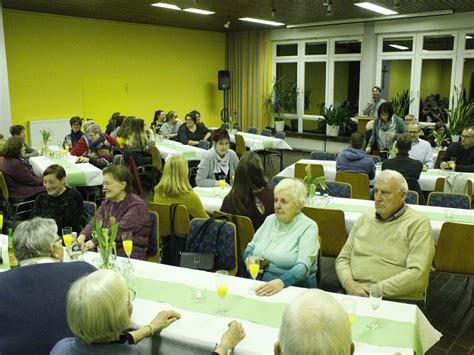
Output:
top-left (83, 120), bottom-right (96, 132)
top-left (279, 289), bottom-right (352, 354)
top-left (86, 123), bottom-right (102, 134)
top-left (13, 217), bottom-right (58, 261)
top-left (274, 178), bottom-right (307, 210)
top-left (376, 169), bottom-right (408, 193)
top-left (408, 122), bottom-right (421, 131)
top-left (66, 269), bottom-right (132, 344)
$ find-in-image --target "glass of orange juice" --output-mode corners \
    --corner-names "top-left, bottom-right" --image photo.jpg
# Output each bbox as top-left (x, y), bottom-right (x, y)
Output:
top-left (341, 298), bottom-right (356, 326)
top-left (0, 213), bottom-right (3, 232)
top-left (248, 255), bottom-right (260, 294)
top-left (122, 232), bottom-right (133, 262)
top-left (215, 270), bottom-right (229, 316)
top-left (62, 227), bottom-right (73, 249)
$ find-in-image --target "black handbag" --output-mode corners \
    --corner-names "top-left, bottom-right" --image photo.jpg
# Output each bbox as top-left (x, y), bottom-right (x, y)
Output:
top-left (179, 252), bottom-right (214, 270)
top-left (160, 204), bottom-right (187, 266)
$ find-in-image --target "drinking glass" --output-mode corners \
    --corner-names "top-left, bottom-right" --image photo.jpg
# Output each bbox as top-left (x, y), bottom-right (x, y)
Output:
top-left (0, 213), bottom-right (3, 231)
top-left (122, 232), bottom-right (133, 263)
top-left (367, 283), bottom-right (384, 329)
top-left (62, 227), bottom-right (73, 249)
top-left (341, 298), bottom-right (357, 326)
top-left (248, 255), bottom-right (260, 294)
top-left (215, 270), bottom-right (229, 316)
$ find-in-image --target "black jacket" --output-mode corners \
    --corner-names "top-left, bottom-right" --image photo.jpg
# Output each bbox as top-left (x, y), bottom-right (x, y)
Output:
top-left (441, 142), bottom-right (474, 172)
top-left (382, 153), bottom-right (423, 180)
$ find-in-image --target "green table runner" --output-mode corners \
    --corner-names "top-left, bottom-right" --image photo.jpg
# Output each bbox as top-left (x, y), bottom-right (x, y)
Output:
top-left (158, 142), bottom-right (197, 160)
top-left (315, 202), bottom-right (473, 224)
top-left (132, 277), bottom-right (423, 354)
top-left (50, 158), bottom-right (87, 186)
top-left (195, 189), bottom-right (224, 198)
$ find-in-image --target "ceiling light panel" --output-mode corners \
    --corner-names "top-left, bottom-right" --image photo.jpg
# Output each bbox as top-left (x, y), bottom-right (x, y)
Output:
top-left (354, 2), bottom-right (398, 15)
top-left (238, 17), bottom-right (285, 26)
top-left (183, 8), bottom-right (215, 15)
top-left (151, 3), bottom-right (181, 11)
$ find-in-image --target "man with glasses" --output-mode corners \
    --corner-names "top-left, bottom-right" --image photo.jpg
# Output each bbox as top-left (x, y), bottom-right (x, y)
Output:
top-left (440, 126), bottom-right (474, 172)
top-left (0, 218), bottom-right (96, 354)
top-left (406, 123), bottom-right (433, 169)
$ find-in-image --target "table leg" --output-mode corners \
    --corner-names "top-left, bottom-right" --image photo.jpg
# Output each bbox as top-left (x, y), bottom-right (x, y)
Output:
top-left (280, 150), bottom-right (284, 171)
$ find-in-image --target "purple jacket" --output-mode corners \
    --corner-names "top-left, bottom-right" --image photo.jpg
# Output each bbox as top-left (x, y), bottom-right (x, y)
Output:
top-left (81, 193), bottom-right (151, 260)
top-left (0, 157), bottom-right (45, 199)
top-left (336, 148), bottom-right (376, 180)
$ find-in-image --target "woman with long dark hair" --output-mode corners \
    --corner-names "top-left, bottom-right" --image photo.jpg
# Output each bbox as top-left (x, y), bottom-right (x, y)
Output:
top-left (219, 152), bottom-right (274, 230)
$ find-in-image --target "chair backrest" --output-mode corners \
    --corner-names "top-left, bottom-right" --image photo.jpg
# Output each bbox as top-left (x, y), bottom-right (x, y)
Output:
top-left (147, 210), bottom-right (159, 259)
top-left (0, 172), bottom-right (9, 201)
top-left (274, 131), bottom-right (286, 140)
top-left (435, 177), bottom-right (473, 197)
top-left (235, 134), bottom-right (246, 158)
top-left (198, 140), bottom-right (210, 150)
top-left (146, 202), bottom-right (191, 251)
top-left (222, 123), bottom-right (230, 129)
top-left (404, 177), bottom-right (425, 205)
top-left (271, 175), bottom-right (286, 187)
top-left (335, 171), bottom-right (370, 200)
top-left (434, 150), bottom-right (446, 169)
top-left (83, 201), bottom-right (97, 224)
top-left (369, 155), bottom-right (381, 164)
top-left (214, 211), bottom-right (255, 264)
top-left (434, 222), bottom-right (474, 275)
top-left (302, 207), bottom-right (347, 258)
top-left (261, 129), bottom-right (271, 136)
top-left (405, 190), bottom-right (419, 205)
top-left (318, 181), bottom-right (352, 198)
top-left (294, 163), bottom-right (324, 180)
top-left (247, 127), bottom-right (257, 134)
top-left (309, 151), bottom-right (336, 161)
top-left (427, 192), bottom-right (471, 209)
top-left (148, 145), bottom-right (163, 172)
top-left (233, 124), bottom-right (241, 132)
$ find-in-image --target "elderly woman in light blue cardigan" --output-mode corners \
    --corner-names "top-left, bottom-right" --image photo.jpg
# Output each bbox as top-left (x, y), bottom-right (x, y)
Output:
top-left (243, 178), bottom-right (319, 296)
top-left (196, 128), bottom-right (239, 187)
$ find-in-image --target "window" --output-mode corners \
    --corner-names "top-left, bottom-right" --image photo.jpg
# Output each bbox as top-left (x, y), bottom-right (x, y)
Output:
top-left (382, 37), bottom-right (413, 52)
top-left (276, 44), bottom-right (298, 56)
top-left (334, 61), bottom-right (360, 116)
top-left (304, 62), bottom-right (326, 115)
top-left (335, 40), bottom-right (361, 54)
top-left (465, 33), bottom-right (474, 50)
top-left (305, 42), bottom-right (327, 55)
top-left (423, 35), bottom-right (454, 51)
top-left (462, 58), bottom-right (474, 101)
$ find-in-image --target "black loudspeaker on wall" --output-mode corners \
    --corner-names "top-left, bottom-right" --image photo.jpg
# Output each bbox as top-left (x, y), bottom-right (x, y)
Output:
top-left (218, 70), bottom-right (230, 90)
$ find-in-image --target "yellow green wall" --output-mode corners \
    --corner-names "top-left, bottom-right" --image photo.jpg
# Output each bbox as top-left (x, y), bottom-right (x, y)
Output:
top-left (387, 60), bottom-right (411, 99)
top-left (420, 59), bottom-right (452, 100)
top-left (334, 62), bottom-right (349, 106)
top-left (3, 10), bottom-right (225, 131)
top-left (462, 58), bottom-right (474, 99)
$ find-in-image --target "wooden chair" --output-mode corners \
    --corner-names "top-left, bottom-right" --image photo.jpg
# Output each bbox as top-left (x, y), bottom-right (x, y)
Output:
top-left (433, 222), bottom-right (474, 307)
top-left (294, 163), bottom-right (324, 180)
top-left (434, 150), bottom-right (446, 169)
top-left (147, 210), bottom-right (159, 262)
top-left (146, 202), bottom-right (191, 262)
top-left (309, 151), bottom-right (336, 161)
top-left (235, 134), bottom-right (246, 158)
top-left (302, 207), bottom-right (347, 258)
top-left (335, 171), bottom-right (370, 200)
top-left (247, 127), bottom-right (257, 134)
top-left (405, 190), bottom-right (419, 205)
top-left (427, 192), bottom-right (471, 209)
top-left (434, 177), bottom-right (473, 197)
top-left (83, 201), bottom-right (97, 225)
top-left (0, 171), bottom-right (35, 226)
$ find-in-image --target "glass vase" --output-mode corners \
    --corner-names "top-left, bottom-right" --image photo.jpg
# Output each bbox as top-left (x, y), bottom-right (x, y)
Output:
top-left (98, 247), bottom-right (116, 269)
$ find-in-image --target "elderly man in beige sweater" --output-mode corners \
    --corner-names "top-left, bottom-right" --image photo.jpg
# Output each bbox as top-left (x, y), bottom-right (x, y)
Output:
top-left (335, 170), bottom-right (434, 301)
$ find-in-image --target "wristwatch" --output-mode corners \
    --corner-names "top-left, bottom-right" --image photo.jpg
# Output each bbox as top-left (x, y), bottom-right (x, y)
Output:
top-left (212, 343), bottom-right (232, 355)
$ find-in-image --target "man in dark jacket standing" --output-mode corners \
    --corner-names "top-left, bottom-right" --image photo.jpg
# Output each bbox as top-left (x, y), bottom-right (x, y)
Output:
top-left (336, 132), bottom-right (376, 180)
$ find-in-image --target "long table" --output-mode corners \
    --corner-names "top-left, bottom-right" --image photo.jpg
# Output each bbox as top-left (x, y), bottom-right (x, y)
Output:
top-left (30, 156), bottom-right (103, 186)
top-left (155, 139), bottom-right (207, 161)
top-left (229, 132), bottom-right (293, 171)
top-left (194, 187), bottom-right (474, 245)
top-left (278, 159), bottom-right (474, 192)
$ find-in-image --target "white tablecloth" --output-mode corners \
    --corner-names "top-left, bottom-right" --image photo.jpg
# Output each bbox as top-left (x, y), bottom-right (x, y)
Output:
top-left (278, 159), bottom-right (474, 192)
top-left (156, 140), bottom-right (207, 161)
top-left (194, 187), bottom-right (474, 244)
top-left (79, 252), bottom-right (440, 354)
top-left (29, 156), bottom-right (103, 186)
top-left (229, 132), bottom-right (292, 151)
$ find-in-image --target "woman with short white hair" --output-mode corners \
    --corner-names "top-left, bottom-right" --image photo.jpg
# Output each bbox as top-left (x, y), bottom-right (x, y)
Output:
top-left (243, 178), bottom-right (319, 296)
top-left (51, 269), bottom-right (181, 353)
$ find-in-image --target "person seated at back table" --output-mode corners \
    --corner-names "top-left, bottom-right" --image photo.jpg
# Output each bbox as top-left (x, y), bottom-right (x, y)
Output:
top-left (0, 217), bottom-right (96, 355)
top-left (243, 178), bottom-right (319, 296)
top-left (160, 111), bottom-right (181, 140)
top-left (275, 289), bottom-right (353, 355)
top-left (9, 124), bottom-right (39, 158)
top-left (0, 136), bottom-right (45, 200)
top-left (428, 121), bottom-right (452, 148)
top-left (33, 164), bottom-right (84, 234)
top-left (77, 165), bottom-right (151, 260)
top-left (440, 126), bottom-right (474, 172)
top-left (336, 131), bottom-right (376, 180)
top-left (405, 123), bottom-right (433, 169)
top-left (71, 124), bottom-right (116, 169)
top-left (154, 155), bottom-right (208, 218)
top-left (177, 111), bottom-right (212, 146)
top-left (336, 170), bottom-right (434, 301)
top-left (62, 116), bottom-right (84, 150)
top-left (125, 118), bottom-right (154, 166)
top-left (196, 128), bottom-right (239, 187)
top-left (382, 133), bottom-right (423, 180)
top-left (220, 151), bottom-right (274, 231)
top-left (51, 269), bottom-right (181, 354)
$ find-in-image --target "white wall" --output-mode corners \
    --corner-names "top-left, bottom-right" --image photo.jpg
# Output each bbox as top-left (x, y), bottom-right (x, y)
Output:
top-left (0, 0), bottom-right (12, 136)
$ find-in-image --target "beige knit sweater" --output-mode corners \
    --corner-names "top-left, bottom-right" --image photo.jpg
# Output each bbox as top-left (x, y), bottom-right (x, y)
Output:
top-left (336, 207), bottom-right (434, 300)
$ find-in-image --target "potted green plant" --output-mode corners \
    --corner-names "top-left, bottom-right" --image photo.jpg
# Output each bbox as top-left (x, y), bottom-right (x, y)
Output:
top-left (322, 106), bottom-right (352, 136)
top-left (266, 78), bottom-right (299, 132)
top-left (93, 215), bottom-right (119, 269)
top-left (446, 86), bottom-right (474, 138)
top-left (303, 164), bottom-right (327, 203)
top-left (40, 129), bottom-right (51, 155)
top-left (389, 90), bottom-right (412, 118)
top-left (429, 129), bottom-right (449, 152)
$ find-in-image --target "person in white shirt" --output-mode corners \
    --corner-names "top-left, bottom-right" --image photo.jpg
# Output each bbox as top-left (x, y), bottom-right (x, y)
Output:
top-left (407, 123), bottom-right (433, 169)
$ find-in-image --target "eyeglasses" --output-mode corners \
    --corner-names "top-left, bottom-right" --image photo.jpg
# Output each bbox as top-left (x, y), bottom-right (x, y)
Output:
top-left (128, 288), bottom-right (136, 304)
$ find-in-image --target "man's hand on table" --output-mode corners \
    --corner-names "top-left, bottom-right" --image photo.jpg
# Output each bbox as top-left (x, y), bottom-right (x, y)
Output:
top-left (344, 279), bottom-right (369, 297)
